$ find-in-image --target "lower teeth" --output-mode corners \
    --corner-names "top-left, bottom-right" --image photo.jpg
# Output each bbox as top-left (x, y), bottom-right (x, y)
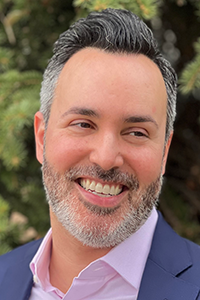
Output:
top-left (89, 190), bottom-right (113, 197)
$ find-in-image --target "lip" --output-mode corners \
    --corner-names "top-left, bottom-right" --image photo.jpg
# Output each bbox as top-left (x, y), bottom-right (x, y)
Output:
top-left (76, 181), bottom-right (128, 208)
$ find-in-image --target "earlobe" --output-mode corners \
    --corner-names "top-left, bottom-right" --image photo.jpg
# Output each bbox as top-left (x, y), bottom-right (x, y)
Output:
top-left (34, 111), bottom-right (45, 164)
top-left (162, 131), bottom-right (173, 175)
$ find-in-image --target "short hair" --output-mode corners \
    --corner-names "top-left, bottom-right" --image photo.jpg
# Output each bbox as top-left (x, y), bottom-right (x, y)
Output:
top-left (40, 8), bottom-right (177, 139)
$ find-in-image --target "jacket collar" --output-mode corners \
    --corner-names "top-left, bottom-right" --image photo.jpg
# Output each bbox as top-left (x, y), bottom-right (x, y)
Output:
top-left (138, 212), bottom-right (200, 300)
top-left (0, 239), bottom-right (42, 300)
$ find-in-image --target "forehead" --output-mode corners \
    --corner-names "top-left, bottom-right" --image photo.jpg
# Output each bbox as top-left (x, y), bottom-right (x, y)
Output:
top-left (51, 48), bottom-right (167, 119)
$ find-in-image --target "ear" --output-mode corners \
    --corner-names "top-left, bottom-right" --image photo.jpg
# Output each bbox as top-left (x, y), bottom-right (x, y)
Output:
top-left (34, 111), bottom-right (45, 164)
top-left (162, 131), bottom-right (173, 175)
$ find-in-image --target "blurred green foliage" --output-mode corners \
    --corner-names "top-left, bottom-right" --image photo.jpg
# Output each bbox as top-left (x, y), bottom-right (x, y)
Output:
top-left (0, 0), bottom-right (75, 253)
top-left (74, 0), bottom-right (159, 19)
top-left (0, 196), bottom-right (22, 255)
top-left (0, 0), bottom-right (200, 254)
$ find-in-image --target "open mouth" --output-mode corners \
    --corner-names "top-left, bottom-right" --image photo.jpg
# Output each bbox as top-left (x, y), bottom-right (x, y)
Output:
top-left (77, 178), bottom-right (126, 197)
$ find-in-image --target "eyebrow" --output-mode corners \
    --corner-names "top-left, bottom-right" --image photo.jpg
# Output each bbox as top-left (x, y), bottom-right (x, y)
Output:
top-left (61, 107), bottom-right (158, 128)
top-left (61, 107), bottom-right (99, 119)
top-left (125, 115), bottom-right (158, 128)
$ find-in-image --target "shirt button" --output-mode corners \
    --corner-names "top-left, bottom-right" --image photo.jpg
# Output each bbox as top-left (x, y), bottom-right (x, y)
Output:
top-left (33, 275), bottom-right (39, 284)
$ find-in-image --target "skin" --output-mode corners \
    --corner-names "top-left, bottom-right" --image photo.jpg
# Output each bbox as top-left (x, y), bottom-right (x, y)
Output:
top-left (34, 48), bottom-right (172, 293)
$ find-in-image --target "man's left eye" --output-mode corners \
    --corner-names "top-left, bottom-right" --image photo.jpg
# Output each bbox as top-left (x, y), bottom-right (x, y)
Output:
top-left (130, 131), bottom-right (147, 137)
top-left (77, 122), bottom-right (92, 128)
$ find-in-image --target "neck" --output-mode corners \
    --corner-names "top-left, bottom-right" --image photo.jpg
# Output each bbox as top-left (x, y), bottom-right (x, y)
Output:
top-left (49, 210), bottom-right (112, 294)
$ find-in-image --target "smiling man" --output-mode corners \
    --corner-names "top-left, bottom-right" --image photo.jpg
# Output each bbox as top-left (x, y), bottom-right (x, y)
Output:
top-left (1, 8), bottom-right (200, 300)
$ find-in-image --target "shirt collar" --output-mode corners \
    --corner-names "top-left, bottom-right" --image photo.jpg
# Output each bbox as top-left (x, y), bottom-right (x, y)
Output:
top-left (30, 228), bottom-right (52, 289)
top-left (30, 207), bottom-right (158, 291)
top-left (101, 207), bottom-right (158, 289)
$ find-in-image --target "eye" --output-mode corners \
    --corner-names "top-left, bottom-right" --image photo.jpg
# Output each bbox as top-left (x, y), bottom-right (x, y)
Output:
top-left (75, 122), bottom-right (92, 128)
top-left (69, 120), bottom-right (95, 130)
top-left (129, 131), bottom-right (148, 137)
top-left (122, 127), bottom-right (149, 139)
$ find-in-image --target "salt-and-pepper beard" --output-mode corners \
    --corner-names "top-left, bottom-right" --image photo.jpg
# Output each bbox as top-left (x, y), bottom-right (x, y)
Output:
top-left (42, 157), bottom-right (163, 248)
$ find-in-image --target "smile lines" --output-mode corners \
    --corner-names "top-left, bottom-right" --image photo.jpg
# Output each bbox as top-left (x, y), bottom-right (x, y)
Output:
top-left (80, 179), bottom-right (123, 197)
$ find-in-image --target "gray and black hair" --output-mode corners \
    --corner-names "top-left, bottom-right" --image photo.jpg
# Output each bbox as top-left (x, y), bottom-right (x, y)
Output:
top-left (40, 8), bottom-right (177, 139)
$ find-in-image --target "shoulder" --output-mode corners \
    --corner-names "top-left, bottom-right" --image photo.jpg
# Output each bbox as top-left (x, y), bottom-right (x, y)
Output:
top-left (0, 239), bottom-right (42, 281)
top-left (184, 237), bottom-right (200, 258)
top-left (0, 239), bottom-right (43, 266)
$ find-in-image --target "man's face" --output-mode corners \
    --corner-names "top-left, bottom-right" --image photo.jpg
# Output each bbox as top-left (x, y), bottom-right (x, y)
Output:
top-left (35, 48), bottom-right (172, 248)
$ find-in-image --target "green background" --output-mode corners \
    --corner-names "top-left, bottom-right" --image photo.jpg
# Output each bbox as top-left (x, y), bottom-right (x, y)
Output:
top-left (0, 0), bottom-right (200, 254)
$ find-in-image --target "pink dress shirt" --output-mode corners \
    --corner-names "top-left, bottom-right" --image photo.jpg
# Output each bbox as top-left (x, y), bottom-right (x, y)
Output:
top-left (29, 208), bottom-right (158, 300)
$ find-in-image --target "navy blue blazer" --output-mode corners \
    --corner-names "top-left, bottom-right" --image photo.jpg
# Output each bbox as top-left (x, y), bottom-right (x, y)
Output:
top-left (1, 213), bottom-right (200, 300)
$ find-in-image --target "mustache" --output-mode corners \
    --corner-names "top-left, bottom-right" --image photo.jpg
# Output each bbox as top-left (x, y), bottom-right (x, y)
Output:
top-left (66, 165), bottom-right (139, 191)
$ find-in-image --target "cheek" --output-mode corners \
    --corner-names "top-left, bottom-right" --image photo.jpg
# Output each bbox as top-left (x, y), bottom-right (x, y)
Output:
top-left (127, 147), bottom-right (164, 185)
top-left (45, 137), bottom-right (89, 172)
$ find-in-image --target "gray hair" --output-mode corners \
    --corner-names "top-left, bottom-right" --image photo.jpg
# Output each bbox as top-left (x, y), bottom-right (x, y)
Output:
top-left (40, 8), bottom-right (177, 139)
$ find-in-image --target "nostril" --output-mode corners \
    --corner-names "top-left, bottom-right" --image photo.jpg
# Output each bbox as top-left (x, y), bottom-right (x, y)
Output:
top-left (89, 150), bottom-right (124, 171)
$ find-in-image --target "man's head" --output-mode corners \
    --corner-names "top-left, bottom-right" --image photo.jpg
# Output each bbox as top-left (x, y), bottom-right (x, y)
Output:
top-left (40, 8), bottom-right (177, 140)
top-left (35, 9), bottom-right (177, 249)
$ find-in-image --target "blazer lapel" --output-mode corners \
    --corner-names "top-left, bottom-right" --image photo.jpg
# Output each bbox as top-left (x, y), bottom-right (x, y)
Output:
top-left (0, 239), bottom-right (42, 300)
top-left (138, 213), bottom-right (200, 300)
top-left (138, 258), bottom-right (199, 300)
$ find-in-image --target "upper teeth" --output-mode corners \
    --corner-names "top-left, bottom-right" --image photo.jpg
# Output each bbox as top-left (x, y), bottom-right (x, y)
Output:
top-left (80, 179), bottom-right (122, 197)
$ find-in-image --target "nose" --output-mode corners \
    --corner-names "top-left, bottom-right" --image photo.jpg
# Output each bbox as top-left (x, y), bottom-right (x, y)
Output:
top-left (89, 132), bottom-right (124, 171)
